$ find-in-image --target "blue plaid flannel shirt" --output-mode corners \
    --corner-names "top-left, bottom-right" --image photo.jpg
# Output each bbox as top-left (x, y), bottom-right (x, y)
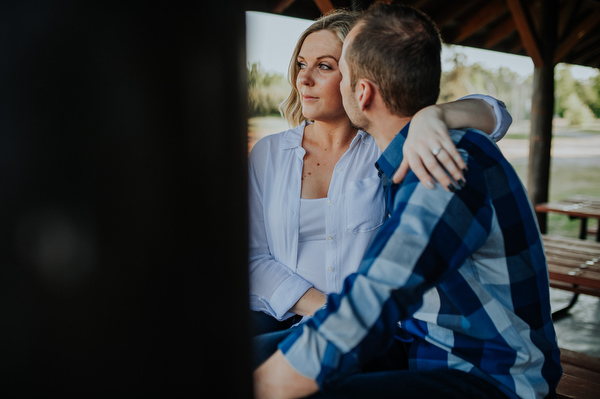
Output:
top-left (279, 123), bottom-right (562, 399)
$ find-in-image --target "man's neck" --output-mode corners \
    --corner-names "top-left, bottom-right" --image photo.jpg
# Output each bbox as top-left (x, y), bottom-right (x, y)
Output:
top-left (370, 115), bottom-right (412, 152)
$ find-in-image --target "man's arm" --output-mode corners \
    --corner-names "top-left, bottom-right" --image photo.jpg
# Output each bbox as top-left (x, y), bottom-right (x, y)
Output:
top-left (254, 350), bottom-right (319, 399)
top-left (264, 135), bottom-right (493, 393)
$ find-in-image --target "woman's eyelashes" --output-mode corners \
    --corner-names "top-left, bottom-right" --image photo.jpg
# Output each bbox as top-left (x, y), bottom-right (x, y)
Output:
top-left (296, 60), bottom-right (336, 71)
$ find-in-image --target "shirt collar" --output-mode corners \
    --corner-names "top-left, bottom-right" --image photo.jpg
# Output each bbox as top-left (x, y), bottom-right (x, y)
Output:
top-left (281, 121), bottom-right (371, 150)
top-left (280, 121), bottom-right (307, 150)
top-left (375, 122), bottom-right (411, 182)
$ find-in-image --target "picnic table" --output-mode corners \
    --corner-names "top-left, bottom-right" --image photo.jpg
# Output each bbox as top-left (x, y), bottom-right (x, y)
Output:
top-left (542, 234), bottom-right (600, 319)
top-left (535, 195), bottom-right (600, 241)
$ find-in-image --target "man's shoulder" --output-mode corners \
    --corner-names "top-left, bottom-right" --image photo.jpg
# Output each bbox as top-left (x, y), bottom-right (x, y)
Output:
top-left (448, 127), bottom-right (490, 143)
top-left (448, 128), bottom-right (503, 159)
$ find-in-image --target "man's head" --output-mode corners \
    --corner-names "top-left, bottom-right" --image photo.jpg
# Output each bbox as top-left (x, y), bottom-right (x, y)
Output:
top-left (339, 4), bottom-right (442, 130)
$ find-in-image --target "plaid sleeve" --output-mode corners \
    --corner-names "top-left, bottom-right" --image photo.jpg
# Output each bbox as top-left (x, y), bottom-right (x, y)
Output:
top-left (279, 142), bottom-right (494, 387)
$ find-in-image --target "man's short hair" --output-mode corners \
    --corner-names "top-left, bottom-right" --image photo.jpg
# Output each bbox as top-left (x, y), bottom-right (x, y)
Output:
top-left (346, 4), bottom-right (442, 117)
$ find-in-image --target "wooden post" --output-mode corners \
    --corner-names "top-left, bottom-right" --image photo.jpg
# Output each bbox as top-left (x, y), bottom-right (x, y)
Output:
top-left (527, 0), bottom-right (557, 233)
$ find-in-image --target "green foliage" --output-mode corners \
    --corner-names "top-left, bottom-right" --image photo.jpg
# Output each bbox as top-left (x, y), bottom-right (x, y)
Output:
top-left (439, 48), bottom-right (533, 123)
top-left (440, 47), bottom-right (600, 126)
top-left (554, 65), bottom-right (599, 125)
top-left (247, 63), bottom-right (290, 117)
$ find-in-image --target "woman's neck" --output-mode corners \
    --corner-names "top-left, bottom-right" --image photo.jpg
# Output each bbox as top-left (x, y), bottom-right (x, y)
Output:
top-left (305, 119), bottom-right (358, 151)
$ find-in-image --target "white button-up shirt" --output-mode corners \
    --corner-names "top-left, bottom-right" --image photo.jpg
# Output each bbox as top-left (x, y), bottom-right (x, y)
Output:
top-left (248, 95), bottom-right (511, 320)
top-left (249, 124), bottom-right (384, 320)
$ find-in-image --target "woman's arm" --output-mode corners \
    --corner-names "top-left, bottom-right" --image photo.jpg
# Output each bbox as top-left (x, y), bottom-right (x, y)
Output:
top-left (393, 97), bottom-right (511, 189)
top-left (248, 139), bottom-right (315, 320)
top-left (289, 287), bottom-right (327, 317)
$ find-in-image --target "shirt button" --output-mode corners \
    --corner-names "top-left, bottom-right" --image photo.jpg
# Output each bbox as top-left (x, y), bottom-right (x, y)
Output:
top-left (337, 168), bottom-right (343, 173)
top-left (327, 235), bottom-right (334, 241)
top-left (328, 267), bottom-right (334, 272)
top-left (328, 200), bottom-right (333, 205)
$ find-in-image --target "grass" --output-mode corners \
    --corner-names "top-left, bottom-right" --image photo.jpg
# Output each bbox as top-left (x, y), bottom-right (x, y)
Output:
top-left (511, 159), bottom-right (600, 240)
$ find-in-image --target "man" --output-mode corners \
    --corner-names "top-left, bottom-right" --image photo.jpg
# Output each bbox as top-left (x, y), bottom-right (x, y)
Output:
top-left (253, 4), bottom-right (562, 398)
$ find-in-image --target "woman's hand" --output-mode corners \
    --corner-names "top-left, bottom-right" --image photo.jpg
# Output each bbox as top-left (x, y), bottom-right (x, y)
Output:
top-left (393, 105), bottom-right (467, 191)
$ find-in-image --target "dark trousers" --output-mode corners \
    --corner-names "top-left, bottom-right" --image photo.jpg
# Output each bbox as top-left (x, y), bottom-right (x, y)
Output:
top-left (252, 329), bottom-right (510, 399)
top-left (249, 310), bottom-right (304, 336)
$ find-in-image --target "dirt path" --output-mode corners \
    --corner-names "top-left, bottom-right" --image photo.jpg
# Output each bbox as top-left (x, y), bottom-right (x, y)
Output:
top-left (498, 135), bottom-right (600, 165)
top-left (248, 116), bottom-right (600, 169)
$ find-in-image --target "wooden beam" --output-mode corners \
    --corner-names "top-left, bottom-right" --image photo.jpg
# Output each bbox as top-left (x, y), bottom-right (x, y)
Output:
top-left (557, 0), bottom-right (580, 40)
top-left (452, 0), bottom-right (506, 43)
top-left (506, 0), bottom-right (544, 66)
top-left (272, 0), bottom-right (296, 13)
top-left (313, 0), bottom-right (335, 15)
top-left (527, 0), bottom-right (558, 232)
top-left (569, 34), bottom-right (600, 67)
top-left (484, 16), bottom-right (515, 48)
top-left (432, 0), bottom-right (479, 29)
top-left (554, 10), bottom-right (600, 65)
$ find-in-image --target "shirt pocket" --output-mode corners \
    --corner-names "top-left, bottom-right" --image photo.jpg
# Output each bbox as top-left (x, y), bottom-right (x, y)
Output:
top-left (345, 175), bottom-right (386, 233)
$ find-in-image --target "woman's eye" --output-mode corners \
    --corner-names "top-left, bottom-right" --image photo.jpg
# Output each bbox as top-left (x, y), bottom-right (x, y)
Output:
top-left (297, 61), bottom-right (306, 69)
top-left (319, 63), bottom-right (332, 70)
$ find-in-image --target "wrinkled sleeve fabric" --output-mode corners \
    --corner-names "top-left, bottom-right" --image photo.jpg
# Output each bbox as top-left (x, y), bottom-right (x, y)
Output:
top-left (248, 137), bottom-right (313, 320)
top-left (459, 94), bottom-right (512, 142)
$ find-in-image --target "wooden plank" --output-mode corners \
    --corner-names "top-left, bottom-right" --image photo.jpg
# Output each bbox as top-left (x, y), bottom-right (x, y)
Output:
top-left (543, 235), bottom-right (600, 293)
top-left (452, 0), bottom-right (506, 43)
top-left (557, 374), bottom-right (600, 399)
top-left (557, 349), bottom-right (600, 399)
top-left (484, 16), bottom-right (516, 48)
top-left (562, 363), bottom-right (600, 383)
top-left (550, 280), bottom-right (600, 297)
top-left (548, 273), bottom-right (600, 290)
top-left (561, 348), bottom-right (600, 374)
top-left (313, 0), bottom-right (334, 15)
top-left (535, 202), bottom-right (600, 219)
top-left (272, 0), bottom-right (296, 14)
top-left (506, 0), bottom-right (543, 66)
top-left (544, 235), bottom-right (600, 251)
top-left (554, 11), bottom-right (600, 65)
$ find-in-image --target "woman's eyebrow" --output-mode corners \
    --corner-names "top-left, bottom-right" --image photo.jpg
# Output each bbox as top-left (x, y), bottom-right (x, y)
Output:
top-left (297, 54), bottom-right (338, 62)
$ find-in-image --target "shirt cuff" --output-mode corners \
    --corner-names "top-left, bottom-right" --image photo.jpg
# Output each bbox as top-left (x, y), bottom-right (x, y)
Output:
top-left (459, 94), bottom-right (512, 143)
top-left (270, 275), bottom-right (313, 320)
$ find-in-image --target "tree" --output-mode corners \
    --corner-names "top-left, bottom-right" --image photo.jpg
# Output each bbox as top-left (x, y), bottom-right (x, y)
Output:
top-left (247, 63), bottom-right (289, 117)
top-left (555, 65), bottom-right (596, 125)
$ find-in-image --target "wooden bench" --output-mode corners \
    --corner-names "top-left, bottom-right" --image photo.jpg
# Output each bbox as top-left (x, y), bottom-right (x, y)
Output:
top-left (558, 348), bottom-right (600, 399)
top-left (542, 235), bottom-right (600, 319)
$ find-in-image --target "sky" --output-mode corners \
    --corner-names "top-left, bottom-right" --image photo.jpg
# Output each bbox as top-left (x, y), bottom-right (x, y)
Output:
top-left (246, 11), bottom-right (599, 81)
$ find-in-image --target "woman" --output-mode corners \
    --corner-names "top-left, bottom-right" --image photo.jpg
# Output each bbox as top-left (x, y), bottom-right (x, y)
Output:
top-left (248, 10), bottom-right (511, 334)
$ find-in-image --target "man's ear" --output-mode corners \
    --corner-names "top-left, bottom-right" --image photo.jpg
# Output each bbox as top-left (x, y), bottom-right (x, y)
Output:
top-left (357, 79), bottom-right (375, 112)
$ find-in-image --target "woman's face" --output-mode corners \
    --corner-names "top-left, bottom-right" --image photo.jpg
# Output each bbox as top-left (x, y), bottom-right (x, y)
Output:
top-left (296, 30), bottom-right (346, 123)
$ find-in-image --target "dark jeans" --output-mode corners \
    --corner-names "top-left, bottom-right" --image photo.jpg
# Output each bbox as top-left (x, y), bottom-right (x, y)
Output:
top-left (252, 329), bottom-right (509, 399)
top-left (249, 311), bottom-right (303, 336)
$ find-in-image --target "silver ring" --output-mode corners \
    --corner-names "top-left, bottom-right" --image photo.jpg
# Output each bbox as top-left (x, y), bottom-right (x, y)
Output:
top-left (432, 147), bottom-right (443, 156)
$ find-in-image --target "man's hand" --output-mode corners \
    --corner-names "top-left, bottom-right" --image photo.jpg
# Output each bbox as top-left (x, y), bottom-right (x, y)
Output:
top-left (254, 350), bottom-right (319, 399)
top-left (393, 105), bottom-right (467, 190)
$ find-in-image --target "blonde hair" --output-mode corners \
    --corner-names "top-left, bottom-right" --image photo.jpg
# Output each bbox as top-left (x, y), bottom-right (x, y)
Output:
top-left (280, 9), bottom-right (359, 127)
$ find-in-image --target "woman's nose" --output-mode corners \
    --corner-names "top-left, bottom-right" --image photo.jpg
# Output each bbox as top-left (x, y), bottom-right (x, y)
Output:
top-left (298, 69), bottom-right (314, 86)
